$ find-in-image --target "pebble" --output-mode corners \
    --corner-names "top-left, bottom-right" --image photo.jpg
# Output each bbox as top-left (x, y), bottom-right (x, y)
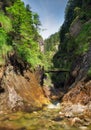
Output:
top-left (79, 126), bottom-right (88, 130)
top-left (59, 111), bottom-right (65, 118)
top-left (33, 111), bottom-right (37, 114)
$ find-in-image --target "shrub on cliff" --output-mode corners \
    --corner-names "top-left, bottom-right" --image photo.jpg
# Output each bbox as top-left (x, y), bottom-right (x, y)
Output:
top-left (0, 13), bottom-right (12, 65)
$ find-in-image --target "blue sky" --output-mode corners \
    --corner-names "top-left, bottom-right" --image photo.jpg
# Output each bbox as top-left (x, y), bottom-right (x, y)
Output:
top-left (22, 0), bottom-right (68, 39)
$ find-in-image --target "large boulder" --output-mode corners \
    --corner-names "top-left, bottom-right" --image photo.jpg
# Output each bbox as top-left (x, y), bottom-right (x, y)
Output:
top-left (63, 81), bottom-right (91, 105)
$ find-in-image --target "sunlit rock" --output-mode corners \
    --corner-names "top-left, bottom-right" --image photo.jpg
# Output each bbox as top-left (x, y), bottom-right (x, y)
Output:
top-left (0, 64), bottom-right (49, 113)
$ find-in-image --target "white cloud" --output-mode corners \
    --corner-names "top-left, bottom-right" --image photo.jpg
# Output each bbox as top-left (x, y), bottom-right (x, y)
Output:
top-left (39, 16), bottom-right (63, 39)
top-left (22, 0), bottom-right (65, 39)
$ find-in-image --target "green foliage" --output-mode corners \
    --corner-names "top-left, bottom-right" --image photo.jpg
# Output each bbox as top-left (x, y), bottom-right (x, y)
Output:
top-left (43, 52), bottom-right (53, 69)
top-left (44, 32), bottom-right (60, 70)
top-left (60, 0), bottom-right (83, 43)
top-left (74, 7), bottom-right (81, 16)
top-left (33, 13), bottom-right (41, 29)
top-left (16, 42), bottom-right (43, 67)
top-left (52, 0), bottom-right (91, 88)
top-left (0, 13), bottom-right (12, 32)
top-left (44, 32), bottom-right (59, 52)
top-left (75, 22), bottom-right (91, 55)
top-left (0, 0), bottom-right (45, 68)
top-left (87, 67), bottom-right (91, 78)
top-left (43, 32), bottom-right (60, 86)
top-left (6, 0), bottom-right (28, 34)
top-left (5, 0), bottom-right (44, 68)
top-left (0, 14), bottom-right (12, 65)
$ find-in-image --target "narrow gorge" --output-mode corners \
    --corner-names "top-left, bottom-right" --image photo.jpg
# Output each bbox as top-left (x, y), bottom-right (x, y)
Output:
top-left (0, 0), bottom-right (91, 130)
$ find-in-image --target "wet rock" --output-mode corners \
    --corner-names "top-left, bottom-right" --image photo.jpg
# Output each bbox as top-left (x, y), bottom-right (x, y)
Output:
top-left (65, 112), bottom-right (74, 118)
top-left (43, 85), bottom-right (64, 100)
top-left (69, 117), bottom-right (82, 126)
top-left (52, 116), bottom-right (63, 122)
top-left (0, 109), bottom-right (90, 130)
top-left (59, 112), bottom-right (65, 118)
top-left (43, 86), bottom-right (51, 99)
top-left (62, 103), bottom-right (87, 117)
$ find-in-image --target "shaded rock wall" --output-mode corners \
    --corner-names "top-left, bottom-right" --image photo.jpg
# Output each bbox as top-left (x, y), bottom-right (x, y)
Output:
top-left (65, 45), bottom-right (91, 89)
top-left (63, 41), bottom-right (91, 106)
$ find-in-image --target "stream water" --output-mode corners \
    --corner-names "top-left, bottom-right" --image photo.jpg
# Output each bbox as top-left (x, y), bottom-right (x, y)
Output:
top-left (0, 107), bottom-right (91, 130)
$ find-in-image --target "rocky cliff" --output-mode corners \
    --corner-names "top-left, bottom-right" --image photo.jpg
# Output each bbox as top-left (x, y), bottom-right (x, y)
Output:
top-left (51, 1), bottom-right (91, 120)
top-left (0, 53), bottom-right (49, 113)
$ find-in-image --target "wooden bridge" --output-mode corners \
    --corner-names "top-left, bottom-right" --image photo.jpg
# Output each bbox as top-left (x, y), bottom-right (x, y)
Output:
top-left (45, 69), bottom-right (70, 73)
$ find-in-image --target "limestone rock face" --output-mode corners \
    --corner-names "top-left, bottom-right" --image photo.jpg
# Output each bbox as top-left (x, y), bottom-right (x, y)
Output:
top-left (70, 18), bottom-right (82, 37)
top-left (0, 64), bottom-right (49, 113)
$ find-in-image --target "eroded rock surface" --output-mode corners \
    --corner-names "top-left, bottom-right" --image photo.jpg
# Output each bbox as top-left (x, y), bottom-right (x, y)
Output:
top-left (63, 81), bottom-right (91, 105)
top-left (0, 62), bottom-right (49, 113)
